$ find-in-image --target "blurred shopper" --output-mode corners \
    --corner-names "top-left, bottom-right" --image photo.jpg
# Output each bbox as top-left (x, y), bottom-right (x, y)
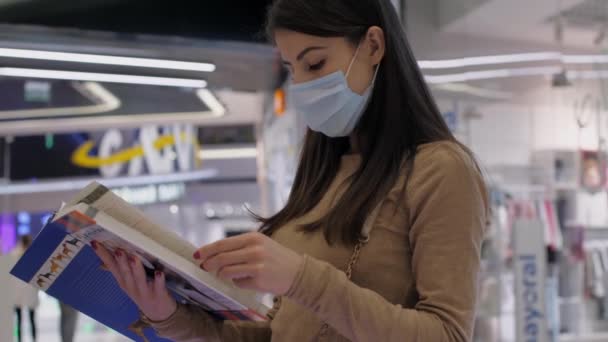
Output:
top-left (94, 0), bottom-right (487, 341)
top-left (0, 238), bottom-right (16, 342)
top-left (59, 301), bottom-right (79, 342)
top-left (11, 235), bottom-right (39, 342)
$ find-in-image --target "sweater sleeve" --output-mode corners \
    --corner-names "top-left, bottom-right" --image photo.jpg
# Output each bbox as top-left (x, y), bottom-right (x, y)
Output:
top-left (150, 304), bottom-right (271, 342)
top-left (284, 144), bottom-right (487, 342)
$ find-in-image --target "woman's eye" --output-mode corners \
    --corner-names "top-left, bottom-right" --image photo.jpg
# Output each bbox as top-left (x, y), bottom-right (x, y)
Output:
top-left (308, 60), bottom-right (326, 71)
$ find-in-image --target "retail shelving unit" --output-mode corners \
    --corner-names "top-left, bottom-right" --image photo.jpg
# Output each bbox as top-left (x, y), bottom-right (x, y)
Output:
top-left (532, 150), bottom-right (608, 340)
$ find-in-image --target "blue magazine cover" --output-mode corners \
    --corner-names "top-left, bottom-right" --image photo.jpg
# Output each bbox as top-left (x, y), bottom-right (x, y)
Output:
top-left (11, 208), bottom-right (267, 342)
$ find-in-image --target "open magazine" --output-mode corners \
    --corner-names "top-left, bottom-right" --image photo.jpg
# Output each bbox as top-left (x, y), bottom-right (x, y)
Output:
top-left (10, 182), bottom-right (270, 341)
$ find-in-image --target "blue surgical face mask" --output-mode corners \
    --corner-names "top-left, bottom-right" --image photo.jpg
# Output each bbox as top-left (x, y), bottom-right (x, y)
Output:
top-left (288, 44), bottom-right (380, 137)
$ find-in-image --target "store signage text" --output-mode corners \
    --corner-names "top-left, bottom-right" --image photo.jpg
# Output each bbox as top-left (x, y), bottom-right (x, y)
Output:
top-left (71, 124), bottom-right (198, 178)
top-left (513, 220), bottom-right (548, 342)
top-left (519, 255), bottom-right (544, 341)
top-left (112, 183), bottom-right (185, 206)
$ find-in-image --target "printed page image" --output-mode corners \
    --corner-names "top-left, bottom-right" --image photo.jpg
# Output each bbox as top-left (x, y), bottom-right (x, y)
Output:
top-left (11, 221), bottom-right (172, 341)
top-left (73, 224), bottom-right (259, 320)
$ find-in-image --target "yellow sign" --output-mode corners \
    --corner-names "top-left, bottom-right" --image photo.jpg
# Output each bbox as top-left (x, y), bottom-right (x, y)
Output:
top-left (71, 131), bottom-right (200, 170)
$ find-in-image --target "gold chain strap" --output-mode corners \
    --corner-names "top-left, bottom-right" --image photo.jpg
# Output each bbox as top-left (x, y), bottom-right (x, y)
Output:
top-left (346, 236), bottom-right (369, 278)
top-left (270, 203), bottom-right (381, 339)
top-left (315, 235), bottom-right (370, 340)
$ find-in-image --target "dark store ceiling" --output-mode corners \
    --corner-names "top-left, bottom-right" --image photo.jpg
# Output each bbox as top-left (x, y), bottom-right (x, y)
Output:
top-left (0, 0), bottom-right (274, 41)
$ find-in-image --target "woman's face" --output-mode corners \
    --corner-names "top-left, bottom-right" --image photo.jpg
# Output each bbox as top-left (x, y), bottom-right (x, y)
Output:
top-left (274, 28), bottom-right (384, 95)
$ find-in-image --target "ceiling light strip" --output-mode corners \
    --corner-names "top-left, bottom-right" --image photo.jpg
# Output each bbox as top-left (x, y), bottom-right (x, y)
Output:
top-left (196, 89), bottom-right (226, 116)
top-left (0, 82), bottom-right (121, 120)
top-left (0, 47), bottom-right (216, 72)
top-left (419, 52), bottom-right (608, 70)
top-left (199, 147), bottom-right (259, 160)
top-left (0, 67), bottom-right (207, 88)
top-left (562, 55), bottom-right (608, 64)
top-left (425, 66), bottom-right (562, 84)
top-left (568, 70), bottom-right (608, 80)
top-left (432, 83), bottom-right (513, 100)
top-left (419, 52), bottom-right (561, 69)
top-left (3, 47), bottom-right (608, 73)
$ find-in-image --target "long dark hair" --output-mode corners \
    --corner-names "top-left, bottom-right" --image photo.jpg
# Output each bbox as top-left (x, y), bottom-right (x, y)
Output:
top-left (259, 0), bottom-right (470, 245)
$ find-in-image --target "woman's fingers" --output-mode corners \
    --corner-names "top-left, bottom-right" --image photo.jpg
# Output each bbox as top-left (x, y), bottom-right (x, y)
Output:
top-left (217, 263), bottom-right (263, 282)
top-left (153, 270), bottom-right (168, 298)
top-left (115, 249), bottom-right (138, 298)
top-left (93, 241), bottom-right (176, 322)
top-left (202, 247), bottom-right (264, 273)
top-left (130, 256), bottom-right (151, 299)
top-left (194, 232), bottom-right (262, 263)
top-left (92, 241), bottom-right (125, 288)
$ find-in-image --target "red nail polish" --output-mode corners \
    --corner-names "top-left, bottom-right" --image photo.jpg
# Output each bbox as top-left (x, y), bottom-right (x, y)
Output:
top-left (91, 241), bottom-right (98, 250)
top-left (128, 255), bottom-right (135, 264)
top-left (155, 271), bottom-right (162, 278)
top-left (193, 251), bottom-right (200, 259)
top-left (115, 250), bottom-right (123, 258)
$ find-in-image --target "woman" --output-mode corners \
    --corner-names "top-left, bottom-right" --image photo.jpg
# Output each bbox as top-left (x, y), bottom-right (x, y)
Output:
top-left (11, 235), bottom-right (39, 342)
top-left (59, 301), bottom-right (79, 342)
top-left (0, 237), bottom-right (16, 342)
top-left (93, 0), bottom-right (488, 341)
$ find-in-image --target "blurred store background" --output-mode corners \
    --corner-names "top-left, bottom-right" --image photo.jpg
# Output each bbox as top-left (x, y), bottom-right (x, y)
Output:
top-left (2, 0), bottom-right (608, 341)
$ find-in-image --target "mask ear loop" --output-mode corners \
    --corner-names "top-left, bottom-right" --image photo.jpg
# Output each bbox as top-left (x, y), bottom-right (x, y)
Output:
top-left (371, 62), bottom-right (380, 84)
top-left (345, 41), bottom-right (381, 88)
top-left (345, 42), bottom-right (363, 79)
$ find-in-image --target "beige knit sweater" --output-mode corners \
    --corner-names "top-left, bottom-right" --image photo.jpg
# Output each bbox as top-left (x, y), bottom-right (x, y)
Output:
top-left (151, 141), bottom-right (488, 342)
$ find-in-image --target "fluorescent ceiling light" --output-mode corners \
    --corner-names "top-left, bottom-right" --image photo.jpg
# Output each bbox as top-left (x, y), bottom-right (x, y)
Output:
top-left (419, 52), bottom-right (608, 70)
top-left (0, 47), bottom-right (216, 72)
top-left (0, 82), bottom-right (121, 120)
top-left (197, 89), bottom-right (226, 116)
top-left (432, 83), bottom-right (512, 100)
top-left (0, 67), bottom-right (207, 88)
top-left (562, 55), bottom-right (608, 64)
top-left (568, 70), bottom-right (608, 80)
top-left (199, 147), bottom-right (258, 160)
top-left (426, 66), bottom-right (608, 85)
top-left (425, 66), bottom-right (561, 84)
top-left (419, 52), bottom-right (561, 70)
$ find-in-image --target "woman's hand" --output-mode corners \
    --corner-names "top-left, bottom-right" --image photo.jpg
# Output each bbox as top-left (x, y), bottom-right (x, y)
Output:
top-left (193, 232), bottom-right (304, 295)
top-left (91, 241), bottom-right (178, 322)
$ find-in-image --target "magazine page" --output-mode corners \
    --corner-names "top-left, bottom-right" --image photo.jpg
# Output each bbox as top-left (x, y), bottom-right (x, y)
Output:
top-left (60, 207), bottom-right (268, 317)
top-left (72, 221), bottom-right (266, 321)
top-left (74, 182), bottom-right (198, 261)
top-left (76, 182), bottom-right (269, 312)
top-left (12, 208), bottom-right (269, 341)
top-left (10, 216), bottom-right (173, 341)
